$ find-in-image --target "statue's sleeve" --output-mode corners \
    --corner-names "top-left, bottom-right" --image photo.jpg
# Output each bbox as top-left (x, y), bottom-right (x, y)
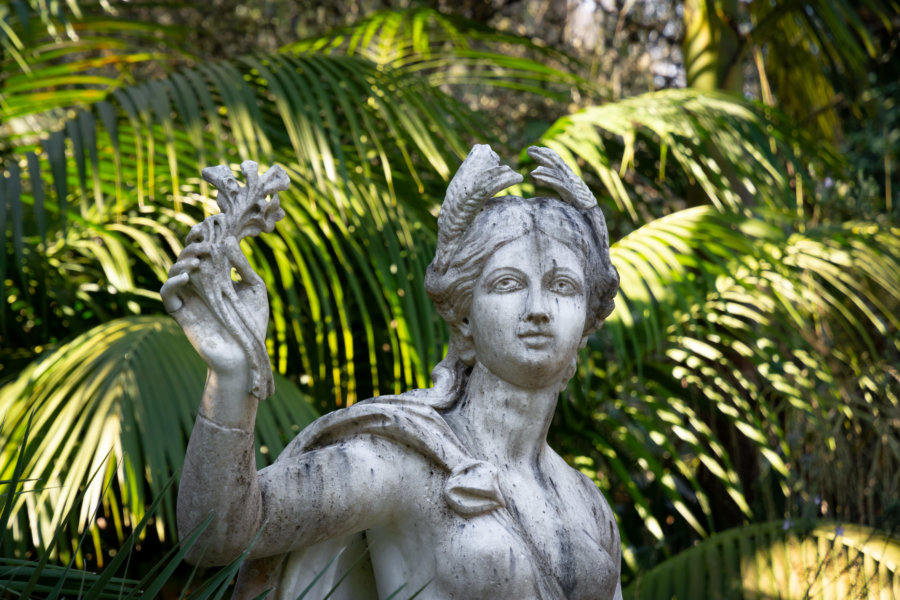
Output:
top-left (178, 413), bottom-right (262, 566)
top-left (177, 411), bottom-right (420, 567)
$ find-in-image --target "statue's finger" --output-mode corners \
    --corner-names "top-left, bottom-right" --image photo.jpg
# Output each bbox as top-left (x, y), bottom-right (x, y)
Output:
top-left (178, 241), bottom-right (213, 261)
top-left (168, 256), bottom-right (200, 278)
top-left (161, 272), bottom-right (189, 313)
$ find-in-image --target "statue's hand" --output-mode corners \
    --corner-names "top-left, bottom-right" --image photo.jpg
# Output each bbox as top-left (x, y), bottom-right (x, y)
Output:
top-left (160, 230), bottom-right (268, 384)
top-left (162, 161), bottom-right (287, 400)
top-left (527, 146), bottom-right (596, 211)
top-left (447, 144), bottom-right (523, 205)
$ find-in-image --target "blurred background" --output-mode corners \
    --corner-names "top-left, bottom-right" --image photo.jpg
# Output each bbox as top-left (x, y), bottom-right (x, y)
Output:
top-left (2, 0), bottom-right (899, 597)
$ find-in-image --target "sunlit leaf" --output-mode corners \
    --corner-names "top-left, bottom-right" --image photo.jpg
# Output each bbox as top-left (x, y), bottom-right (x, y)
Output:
top-left (0, 316), bottom-right (317, 561)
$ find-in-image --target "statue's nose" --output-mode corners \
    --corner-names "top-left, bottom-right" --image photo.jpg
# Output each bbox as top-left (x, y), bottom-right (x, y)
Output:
top-left (524, 288), bottom-right (551, 324)
top-left (525, 311), bottom-right (550, 324)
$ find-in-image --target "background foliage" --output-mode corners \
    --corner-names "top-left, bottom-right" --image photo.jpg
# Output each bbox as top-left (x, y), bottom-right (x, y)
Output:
top-left (2, 0), bottom-right (899, 595)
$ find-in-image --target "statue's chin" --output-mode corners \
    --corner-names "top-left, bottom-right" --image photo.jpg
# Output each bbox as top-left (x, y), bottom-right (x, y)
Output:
top-left (476, 356), bottom-right (574, 393)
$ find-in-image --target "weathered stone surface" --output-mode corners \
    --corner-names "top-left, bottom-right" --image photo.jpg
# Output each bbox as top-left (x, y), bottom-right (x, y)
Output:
top-left (162, 145), bottom-right (623, 599)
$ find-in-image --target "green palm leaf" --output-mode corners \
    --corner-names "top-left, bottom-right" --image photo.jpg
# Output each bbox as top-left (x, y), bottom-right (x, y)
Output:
top-left (747, 0), bottom-right (898, 142)
top-left (535, 89), bottom-right (830, 221)
top-left (3, 4), bottom-right (898, 588)
top-left (0, 316), bottom-right (317, 563)
top-left (0, 2), bottom-right (190, 136)
top-left (2, 52), bottom-right (470, 401)
top-left (285, 6), bottom-right (587, 97)
top-left (2, 4), bottom-right (586, 402)
top-left (625, 520), bottom-right (900, 599)
top-left (2, 14), bottom-right (577, 562)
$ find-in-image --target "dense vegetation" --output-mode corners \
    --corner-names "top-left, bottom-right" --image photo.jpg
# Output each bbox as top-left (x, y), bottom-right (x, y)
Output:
top-left (2, 0), bottom-right (899, 596)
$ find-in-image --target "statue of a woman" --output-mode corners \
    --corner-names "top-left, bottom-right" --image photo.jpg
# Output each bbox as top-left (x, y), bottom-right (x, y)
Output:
top-left (162, 145), bottom-right (622, 599)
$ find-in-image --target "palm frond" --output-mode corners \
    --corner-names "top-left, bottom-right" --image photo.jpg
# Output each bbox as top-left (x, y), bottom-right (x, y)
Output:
top-left (0, 316), bottom-right (317, 563)
top-left (0, 2), bottom-right (190, 141)
top-left (625, 520), bottom-right (900, 599)
top-left (285, 7), bottom-right (590, 100)
top-left (3, 4), bottom-right (898, 588)
top-left (2, 48), bottom-right (476, 403)
top-left (535, 89), bottom-right (831, 222)
top-left (747, 0), bottom-right (898, 142)
top-left (558, 202), bottom-right (899, 572)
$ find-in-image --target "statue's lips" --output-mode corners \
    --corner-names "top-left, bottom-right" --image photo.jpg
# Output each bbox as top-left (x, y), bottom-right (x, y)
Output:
top-left (518, 330), bottom-right (553, 347)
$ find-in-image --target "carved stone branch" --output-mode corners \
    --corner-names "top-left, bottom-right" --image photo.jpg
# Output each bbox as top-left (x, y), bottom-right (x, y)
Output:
top-left (185, 161), bottom-right (289, 399)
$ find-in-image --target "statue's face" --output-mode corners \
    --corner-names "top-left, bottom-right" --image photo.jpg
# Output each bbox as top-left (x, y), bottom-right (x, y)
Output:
top-left (464, 231), bottom-right (587, 389)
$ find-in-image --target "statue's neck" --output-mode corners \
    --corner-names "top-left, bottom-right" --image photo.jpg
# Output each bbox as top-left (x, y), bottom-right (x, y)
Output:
top-left (444, 362), bottom-right (559, 470)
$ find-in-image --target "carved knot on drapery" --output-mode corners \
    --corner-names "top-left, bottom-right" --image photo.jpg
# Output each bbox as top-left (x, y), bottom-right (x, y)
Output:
top-left (444, 459), bottom-right (506, 516)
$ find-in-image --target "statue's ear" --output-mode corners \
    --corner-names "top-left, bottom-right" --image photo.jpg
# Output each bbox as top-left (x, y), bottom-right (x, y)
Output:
top-left (450, 322), bottom-right (476, 366)
top-left (579, 333), bottom-right (590, 349)
top-left (458, 317), bottom-right (471, 338)
top-left (558, 356), bottom-right (578, 392)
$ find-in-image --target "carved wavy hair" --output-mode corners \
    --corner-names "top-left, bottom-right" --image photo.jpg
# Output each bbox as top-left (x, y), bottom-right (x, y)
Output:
top-left (417, 195), bottom-right (619, 409)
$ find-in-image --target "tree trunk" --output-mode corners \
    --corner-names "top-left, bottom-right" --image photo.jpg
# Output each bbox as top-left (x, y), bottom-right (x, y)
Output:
top-left (683, 0), bottom-right (742, 93)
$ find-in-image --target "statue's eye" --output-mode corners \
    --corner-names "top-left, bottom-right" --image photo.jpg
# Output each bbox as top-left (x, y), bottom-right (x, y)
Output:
top-left (490, 276), bottom-right (523, 293)
top-left (549, 277), bottom-right (580, 296)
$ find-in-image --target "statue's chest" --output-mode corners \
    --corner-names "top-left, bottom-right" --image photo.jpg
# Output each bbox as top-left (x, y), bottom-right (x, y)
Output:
top-left (420, 471), bottom-right (618, 600)
top-left (499, 472), bottom-right (618, 599)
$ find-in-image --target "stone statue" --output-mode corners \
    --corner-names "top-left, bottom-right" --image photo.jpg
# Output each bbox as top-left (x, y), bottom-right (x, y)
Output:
top-left (162, 145), bottom-right (622, 599)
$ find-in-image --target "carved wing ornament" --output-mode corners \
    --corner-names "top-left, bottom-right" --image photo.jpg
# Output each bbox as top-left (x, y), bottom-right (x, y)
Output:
top-left (431, 144), bottom-right (524, 273)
